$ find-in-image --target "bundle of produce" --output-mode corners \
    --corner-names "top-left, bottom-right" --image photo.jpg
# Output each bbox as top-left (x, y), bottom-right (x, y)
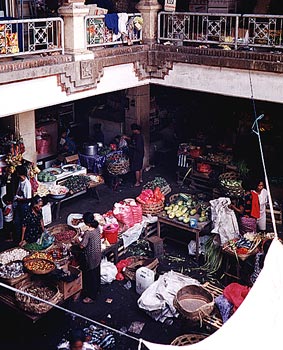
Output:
top-left (15, 281), bottom-right (62, 314)
top-left (136, 188), bottom-right (165, 215)
top-left (60, 175), bottom-right (91, 194)
top-left (143, 177), bottom-right (171, 195)
top-left (223, 233), bottom-right (261, 261)
top-left (0, 248), bottom-right (29, 265)
top-left (0, 261), bottom-right (25, 279)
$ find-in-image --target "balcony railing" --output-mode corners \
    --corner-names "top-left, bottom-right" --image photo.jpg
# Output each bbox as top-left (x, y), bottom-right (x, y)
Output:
top-left (85, 13), bottom-right (142, 48)
top-left (0, 17), bottom-right (64, 58)
top-left (158, 12), bottom-right (283, 50)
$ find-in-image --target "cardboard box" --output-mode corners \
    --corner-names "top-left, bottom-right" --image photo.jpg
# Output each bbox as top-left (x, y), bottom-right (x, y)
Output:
top-left (58, 265), bottom-right (83, 300)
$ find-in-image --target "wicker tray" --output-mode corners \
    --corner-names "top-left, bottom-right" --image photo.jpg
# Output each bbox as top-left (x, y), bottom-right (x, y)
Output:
top-left (15, 280), bottom-right (62, 314)
top-left (218, 172), bottom-right (244, 197)
top-left (170, 333), bottom-right (208, 346)
top-left (223, 237), bottom-right (261, 261)
top-left (174, 285), bottom-right (214, 322)
top-left (123, 256), bottom-right (159, 280)
top-left (47, 224), bottom-right (78, 244)
top-left (141, 201), bottom-right (164, 215)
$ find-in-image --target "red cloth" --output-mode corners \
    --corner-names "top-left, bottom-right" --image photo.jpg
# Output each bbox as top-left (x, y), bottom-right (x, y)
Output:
top-left (251, 191), bottom-right (260, 219)
top-left (223, 283), bottom-right (250, 312)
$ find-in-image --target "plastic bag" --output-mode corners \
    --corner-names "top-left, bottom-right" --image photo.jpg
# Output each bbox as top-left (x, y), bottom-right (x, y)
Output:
top-left (100, 257), bottom-right (118, 284)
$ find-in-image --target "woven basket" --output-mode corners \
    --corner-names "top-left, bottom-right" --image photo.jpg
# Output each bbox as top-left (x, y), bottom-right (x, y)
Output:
top-left (170, 333), bottom-right (208, 346)
top-left (107, 158), bottom-right (130, 176)
top-left (174, 285), bottom-right (214, 322)
top-left (123, 256), bottom-right (159, 280)
top-left (24, 258), bottom-right (56, 275)
top-left (141, 201), bottom-right (164, 215)
top-left (48, 224), bottom-right (78, 244)
top-left (15, 280), bottom-right (62, 314)
top-left (218, 172), bottom-right (244, 198)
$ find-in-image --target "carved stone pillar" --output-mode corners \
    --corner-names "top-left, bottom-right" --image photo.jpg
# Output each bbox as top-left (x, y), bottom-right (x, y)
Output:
top-left (136, 0), bottom-right (162, 45)
top-left (125, 85), bottom-right (150, 168)
top-left (58, 1), bottom-right (93, 60)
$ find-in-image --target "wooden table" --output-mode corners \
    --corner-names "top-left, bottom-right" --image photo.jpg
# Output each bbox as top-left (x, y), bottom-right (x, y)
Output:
top-left (157, 212), bottom-right (211, 263)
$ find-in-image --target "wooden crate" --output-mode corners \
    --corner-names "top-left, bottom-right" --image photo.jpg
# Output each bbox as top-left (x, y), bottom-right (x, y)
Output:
top-left (57, 265), bottom-right (82, 300)
top-left (266, 208), bottom-right (282, 225)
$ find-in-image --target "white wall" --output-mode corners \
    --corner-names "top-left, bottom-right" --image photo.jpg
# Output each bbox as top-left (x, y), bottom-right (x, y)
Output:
top-left (0, 64), bottom-right (149, 118)
top-left (151, 63), bottom-right (283, 103)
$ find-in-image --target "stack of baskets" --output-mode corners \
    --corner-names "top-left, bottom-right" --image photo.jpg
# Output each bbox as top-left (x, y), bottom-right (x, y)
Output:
top-left (218, 172), bottom-right (244, 198)
top-left (107, 156), bottom-right (130, 176)
top-left (15, 280), bottom-right (63, 314)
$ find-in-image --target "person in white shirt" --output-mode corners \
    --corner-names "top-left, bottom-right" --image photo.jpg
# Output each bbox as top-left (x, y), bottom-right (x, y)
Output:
top-left (14, 165), bottom-right (32, 244)
top-left (255, 180), bottom-right (268, 232)
top-left (2, 194), bottom-right (14, 241)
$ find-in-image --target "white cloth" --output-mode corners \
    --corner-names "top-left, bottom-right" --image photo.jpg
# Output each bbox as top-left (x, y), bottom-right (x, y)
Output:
top-left (137, 271), bottom-right (200, 323)
top-left (118, 13), bottom-right (128, 34)
top-left (3, 204), bottom-right (13, 222)
top-left (210, 197), bottom-right (239, 245)
top-left (143, 239), bottom-right (283, 350)
top-left (16, 177), bottom-right (32, 199)
top-left (257, 188), bottom-right (268, 230)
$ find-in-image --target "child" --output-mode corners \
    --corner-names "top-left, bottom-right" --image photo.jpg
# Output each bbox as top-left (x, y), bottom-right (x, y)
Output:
top-left (2, 194), bottom-right (14, 241)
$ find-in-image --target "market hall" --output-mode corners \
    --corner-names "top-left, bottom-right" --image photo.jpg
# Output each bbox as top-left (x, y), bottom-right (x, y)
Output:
top-left (1, 0), bottom-right (283, 349)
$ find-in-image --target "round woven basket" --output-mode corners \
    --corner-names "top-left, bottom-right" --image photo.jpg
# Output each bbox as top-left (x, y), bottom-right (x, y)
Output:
top-left (47, 224), bottom-right (78, 244)
top-left (218, 172), bottom-right (244, 198)
top-left (170, 333), bottom-right (208, 346)
top-left (141, 201), bottom-right (164, 215)
top-left (24, 258), bottom-right (56, 275)
top-left (15, 280), bottom-right (62, 314)
top-left (174, 285), bottom-right (214, 322)
top-left (107, 158), bottom-right (130, 176)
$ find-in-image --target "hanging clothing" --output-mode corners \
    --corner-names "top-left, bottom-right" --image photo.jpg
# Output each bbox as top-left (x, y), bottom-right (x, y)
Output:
top-left (118, 13), bottom-right (128, 34)
top-left (105, 13), bottom-right (119, 35)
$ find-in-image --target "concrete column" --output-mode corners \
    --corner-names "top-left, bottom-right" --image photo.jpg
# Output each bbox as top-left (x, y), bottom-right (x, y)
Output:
top-left (58, 1), bottom-right (93, 60)
top-left (14, 111), bottom-right (37, 163)
top-left (125, 85), bottom-right (150, 168)
top-left (136, 0), bottom-right (162, 45)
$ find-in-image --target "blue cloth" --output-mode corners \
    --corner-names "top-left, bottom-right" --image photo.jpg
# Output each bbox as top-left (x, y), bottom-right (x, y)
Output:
top-left (105, 14), bottom-right (119, 35)
top-left (215, 295), bottom-right (233, 323)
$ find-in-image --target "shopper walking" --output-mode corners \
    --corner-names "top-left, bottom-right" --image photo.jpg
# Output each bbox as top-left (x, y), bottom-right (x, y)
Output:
top-left (77, 212), bottom-right (101, 303)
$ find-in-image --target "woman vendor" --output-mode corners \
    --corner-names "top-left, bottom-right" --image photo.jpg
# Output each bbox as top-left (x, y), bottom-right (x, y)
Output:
top-left (19, 195), bottom-right (44, 247)
top-left (74, 212), bottom-right (101, 304)
top-left (254, 180), bottom-right (268, 232)
top-left (229, 181), bottom-right (260, 235)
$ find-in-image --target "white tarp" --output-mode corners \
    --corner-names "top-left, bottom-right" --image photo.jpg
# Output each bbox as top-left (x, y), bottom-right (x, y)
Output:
top-left (143, 238), bottom-right (283, 350)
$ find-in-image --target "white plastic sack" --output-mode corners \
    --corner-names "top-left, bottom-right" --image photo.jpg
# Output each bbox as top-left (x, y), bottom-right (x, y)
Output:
top-left (188, 235), bottom-right (210, 256)
top-left (100, 257), bottom-right (118, 284)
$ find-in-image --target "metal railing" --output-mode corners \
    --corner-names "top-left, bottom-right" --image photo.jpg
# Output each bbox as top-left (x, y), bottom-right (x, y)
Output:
top-left (0, 17), bottom-right (64, 58)
top-left (158, 12), bottom-right (283, 50)
top-left (85, 13), bottom-right (142, 48)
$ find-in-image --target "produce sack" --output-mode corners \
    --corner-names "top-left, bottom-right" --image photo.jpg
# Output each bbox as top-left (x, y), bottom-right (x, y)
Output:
top-left (101, 257), bottom-right (118, 284)
top-left (113, 203), bottom-right (134, 228)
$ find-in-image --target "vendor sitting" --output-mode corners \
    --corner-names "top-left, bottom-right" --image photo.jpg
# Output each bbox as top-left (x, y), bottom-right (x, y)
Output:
top-left (58, 328), bottom-right (98, 350)
top-left (59, 128), bottom-right (77, 155)
top-left (19, 196), bottom-right (44, 247)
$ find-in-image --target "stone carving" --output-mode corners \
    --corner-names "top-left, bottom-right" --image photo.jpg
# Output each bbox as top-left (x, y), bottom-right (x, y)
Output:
top-left (80, 60), bottom-right (94, 79)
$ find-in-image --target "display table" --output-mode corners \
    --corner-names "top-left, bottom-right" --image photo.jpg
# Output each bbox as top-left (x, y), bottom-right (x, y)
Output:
top-left (156, 212), bottom-right (211, 263)
top-left (50, 177), bottom-right (104, 220)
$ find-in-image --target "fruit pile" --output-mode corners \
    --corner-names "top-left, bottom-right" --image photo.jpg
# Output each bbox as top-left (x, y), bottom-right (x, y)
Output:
top-left (24, 259), bottom-right (55, 274)
top-left (164, 194), bottom-right (209, 224)
top-left (54, 229), bottom-right (77, 243)
top-left (136, 188), bottom-right (165, 204)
